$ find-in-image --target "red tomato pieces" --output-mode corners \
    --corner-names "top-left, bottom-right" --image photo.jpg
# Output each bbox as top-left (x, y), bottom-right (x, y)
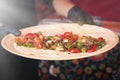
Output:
top-left (25, 33), bottom-right (33, 39)
top-left (32, 33), bottom-right (39, 38)
top-left (19, 33), bottom-right (43, 48)
top-left (25, 33), bottom-right (39, 39)
top-left (69, 48), bottom-right (81, 53)
top-left (98, 37), bottom-right (104, 42)
top-left (87, 45), bottom-right (98, 53)
top-left (72, 34), bottom-right (79, 41)
top-left (62, 32), bottom-right (79, 43)
top-left (63, 32), bottom-right (73, 39)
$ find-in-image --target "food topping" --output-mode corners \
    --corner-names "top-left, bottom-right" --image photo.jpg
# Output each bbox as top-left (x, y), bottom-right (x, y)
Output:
top-left (15, 32), bottom-right (106, 53)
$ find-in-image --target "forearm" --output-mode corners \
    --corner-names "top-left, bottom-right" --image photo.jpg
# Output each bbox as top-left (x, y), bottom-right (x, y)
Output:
top-left (53, 0), bottom-right (75, 17)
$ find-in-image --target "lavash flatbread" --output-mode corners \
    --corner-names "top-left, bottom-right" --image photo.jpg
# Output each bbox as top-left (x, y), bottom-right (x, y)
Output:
top-left (1, 23), bottom-right (119, 60)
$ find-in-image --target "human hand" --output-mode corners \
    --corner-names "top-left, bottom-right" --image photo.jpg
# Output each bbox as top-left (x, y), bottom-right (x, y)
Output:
top-left (0, 24), bottom-right (21, 39)
top-left (67, 6), bottom-right (94, 25)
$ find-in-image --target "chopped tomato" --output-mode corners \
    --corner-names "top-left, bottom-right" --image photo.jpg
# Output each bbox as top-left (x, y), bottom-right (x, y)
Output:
top-left (69, 48), bottom-right (81, 53)
top-left (25, 33), bottom-right (39, 39)
top-left (72, 34), bottom-right (79, 41)
top-left (63, 32), bottom-right (73, 39)
top-left (21, 37), bottom-right (27, 44)
top-left (98, 37), bottom-right (104, 42)
top-left (32, 33), bottom-right (39, 38)
top-left (25, 33), bottom-right (33, 39)
top-left (26, 38), bottom-right (34, 43)
top-left (87, 45), bottom-right (98, 53)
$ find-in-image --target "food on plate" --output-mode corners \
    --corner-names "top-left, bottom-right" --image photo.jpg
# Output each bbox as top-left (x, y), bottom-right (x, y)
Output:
top-left (15, 31), bottom-right (106, 53)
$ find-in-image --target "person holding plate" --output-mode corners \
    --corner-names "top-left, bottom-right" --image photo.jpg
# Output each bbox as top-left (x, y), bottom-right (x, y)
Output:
top-left (37, 0), bottom-right (120, 80)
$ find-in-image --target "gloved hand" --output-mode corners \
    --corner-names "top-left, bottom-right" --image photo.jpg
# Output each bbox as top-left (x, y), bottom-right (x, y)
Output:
top-left (0, 24), bottom-right (21, 40)
top-left (67, 6), bottom-right (94, 25)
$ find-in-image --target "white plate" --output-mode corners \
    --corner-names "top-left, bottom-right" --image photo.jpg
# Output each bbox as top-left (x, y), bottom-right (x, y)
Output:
top-left (1, 23), bottom-right (119, 60)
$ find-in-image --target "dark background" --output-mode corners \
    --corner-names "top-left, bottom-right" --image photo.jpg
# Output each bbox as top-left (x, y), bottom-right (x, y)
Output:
top-left (0, 0), bottom-right (38, 80)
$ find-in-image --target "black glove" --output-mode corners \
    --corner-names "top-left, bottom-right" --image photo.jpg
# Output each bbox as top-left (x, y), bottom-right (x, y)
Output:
top-left (43, 0), bottom-right (53, 8)
top-left (67, 6), bottom-right (94, 25)
top-left (0, 24), bottom-right (21, 40)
